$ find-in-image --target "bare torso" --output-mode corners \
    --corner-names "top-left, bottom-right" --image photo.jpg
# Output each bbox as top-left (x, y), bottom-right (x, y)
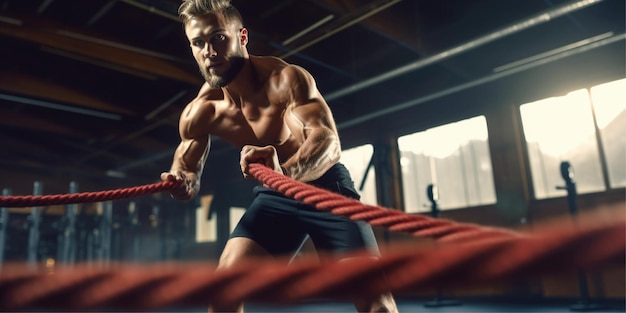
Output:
top-left (166, 10), bottom-right (341, 197)
top-left (182, 56), bottom-right (312, 163)
top-left (209, 87), bottom-right (300, 161)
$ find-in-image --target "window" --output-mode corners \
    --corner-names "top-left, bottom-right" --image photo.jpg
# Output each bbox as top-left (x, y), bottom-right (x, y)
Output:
top-left (195, 206), bottom-right (216, 243)
top-left (520, 78), bottom-right (626, 199)
top-left (340, 144), bottom-right (377, 205)
top-left (195, 195), bottom-right (216, 243)
top-left (194, 204), bottom-right (248, 242)
top-left (398, 116), bottom-right (496, 212)
top-left (229, 207), bottom-right (246, 233)
top-left (590, 78), bottom-right (626, 188)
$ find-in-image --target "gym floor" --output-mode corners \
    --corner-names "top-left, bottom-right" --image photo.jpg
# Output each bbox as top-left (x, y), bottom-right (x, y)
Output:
top-left (160, 297), bottom-right (626, 313)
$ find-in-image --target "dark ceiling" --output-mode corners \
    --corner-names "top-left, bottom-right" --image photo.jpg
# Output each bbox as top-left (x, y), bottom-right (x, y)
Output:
top-left (0, 0), bottom-right (624, 196)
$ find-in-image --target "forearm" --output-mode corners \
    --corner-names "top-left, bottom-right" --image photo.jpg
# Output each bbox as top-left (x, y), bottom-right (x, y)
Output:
top-left (169, 136), bottom-right (210, 198)
top-left (281, 128), bottom-right (340, 182)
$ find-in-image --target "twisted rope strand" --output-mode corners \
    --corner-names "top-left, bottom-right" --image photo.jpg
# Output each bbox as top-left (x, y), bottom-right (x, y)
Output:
top-left (0, 180), bottom-right (181, 207)
top-left (0, 163), bottom-right (623, 311)
top-left (0, 164), bottom-right (516, 244)
top-left (248, 164), bottom-right (518, 243)
top-left (0, 217), bottom-right (622, 311)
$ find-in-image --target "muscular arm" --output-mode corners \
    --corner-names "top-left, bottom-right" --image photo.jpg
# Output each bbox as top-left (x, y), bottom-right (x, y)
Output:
top-left (167, 135), bottom-right (210, 200)
top-left (162, 97), bottom-right (212, 200)
top-left (280, 66), bottom-right (341, 182)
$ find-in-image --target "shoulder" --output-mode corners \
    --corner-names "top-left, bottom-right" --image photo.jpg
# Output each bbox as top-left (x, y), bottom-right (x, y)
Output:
top-left (276, 63), bottom-right (315, 86)
top-left (179, 83), bottom-right (222, 139)
top-left (250, 55), bottom-right (289, 70)
top-left (250, 55), bottom-right (315, 86)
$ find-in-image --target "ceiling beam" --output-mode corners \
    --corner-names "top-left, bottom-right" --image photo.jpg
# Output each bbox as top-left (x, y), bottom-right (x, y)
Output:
top-left (0, 107), bottom-right (86, 137)
top-left (324, 0), bottom-right (607, 102)
top-left (0, 71), bottom-right (134, 115)
top-left (0, 133), bottom-right (59, 160)
top-left (0, 14), bottom-right (202, 85)
top-left (75, 115), bottom-right (178, 166)
top-left (318, 0), bottom-right (427, 53)
top-left (280, 0), bottom-right (403, 59)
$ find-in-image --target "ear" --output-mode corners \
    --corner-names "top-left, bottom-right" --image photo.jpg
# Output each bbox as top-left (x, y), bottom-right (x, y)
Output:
top-left (240, 28), bottom-right (248, 46)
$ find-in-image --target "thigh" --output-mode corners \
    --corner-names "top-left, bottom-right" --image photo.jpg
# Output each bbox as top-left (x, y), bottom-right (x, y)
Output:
top-left (298, 180), bottom-right (380, 256)
top-left (301, 209), bottom-right (380, 256)
top-left (230, 188), bottom-right (309, 257)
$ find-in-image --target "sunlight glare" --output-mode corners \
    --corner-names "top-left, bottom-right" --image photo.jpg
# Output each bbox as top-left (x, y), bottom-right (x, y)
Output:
top-left (520, 89), bottom-right (596, 157)
top-left (591, 78), bottom-right (626, 129)
top-left (398, 116), bottom-right (488, 159)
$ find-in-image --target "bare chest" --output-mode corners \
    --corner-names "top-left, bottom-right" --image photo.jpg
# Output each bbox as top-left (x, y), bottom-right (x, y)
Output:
top-left (211, 96), bottom-right (295, 150)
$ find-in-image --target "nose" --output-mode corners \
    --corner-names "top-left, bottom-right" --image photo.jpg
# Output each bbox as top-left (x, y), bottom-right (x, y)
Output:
top-left (203, 43), bottom-right (217, 59)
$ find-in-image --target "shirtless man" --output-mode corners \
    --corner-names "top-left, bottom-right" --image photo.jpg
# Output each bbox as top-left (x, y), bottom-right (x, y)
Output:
top-left (161, 1), bottom-right (398, 312)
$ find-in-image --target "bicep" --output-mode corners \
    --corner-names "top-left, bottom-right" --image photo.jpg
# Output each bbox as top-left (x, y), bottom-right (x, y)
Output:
top-left (282, 66), bottom-right (336, 141)
top-left (287, 101), bottom-right (332, 139)
top-left (174, 101), bottom-right (213, 171)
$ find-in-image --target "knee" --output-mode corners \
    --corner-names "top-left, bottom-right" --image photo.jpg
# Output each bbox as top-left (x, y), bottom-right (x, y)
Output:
top-left (216, 245), bottom-right (240, 270)
top-left (379, 292), bottom-right (398, 313)
top-left (355, 293), bottom-right (398, 313)
top-left (216, 237), bottom-right (271, 270)
top-left (353, 292), bottom-right (398, 313)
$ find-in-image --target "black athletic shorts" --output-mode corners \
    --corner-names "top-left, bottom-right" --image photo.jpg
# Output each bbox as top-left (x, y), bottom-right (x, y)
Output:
top-left (230, 163), bottom-right (380, 257)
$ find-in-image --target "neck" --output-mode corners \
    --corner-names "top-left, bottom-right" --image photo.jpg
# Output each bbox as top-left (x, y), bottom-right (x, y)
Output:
top-left (223, 58), bottom-right (256, 98)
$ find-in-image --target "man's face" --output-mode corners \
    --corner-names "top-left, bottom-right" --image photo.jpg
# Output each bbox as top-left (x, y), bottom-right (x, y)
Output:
top-left (185, 14), bottom-right (247, 88)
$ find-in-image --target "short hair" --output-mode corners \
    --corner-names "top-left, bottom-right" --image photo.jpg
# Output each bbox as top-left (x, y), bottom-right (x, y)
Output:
top-left (178, 0), bottom-right (244, 27)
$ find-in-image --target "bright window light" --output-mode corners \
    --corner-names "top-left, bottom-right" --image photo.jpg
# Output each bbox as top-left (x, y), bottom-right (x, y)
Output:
top-left (341, 144), bottom-right (377, 205)
top-left (229, 207), bottom-right (246, 234)
top-left (398, 116), bottom-right (496, 212)
top-left (591, 78), bottom-right (626, 188)
top-left (230, 207), bottom-right (246, 233)
top-left (521, 89), bottom-right (597, 157)
top-left (521, 89), bottom-right (604, 198)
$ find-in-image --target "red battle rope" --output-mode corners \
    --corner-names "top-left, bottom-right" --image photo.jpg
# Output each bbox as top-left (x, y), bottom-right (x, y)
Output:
top-left (2, 164), bottom-right (516, 243)
top-left (0, 164), bottom-right (516, 243)
top-left (0, 214), bottom-right (623, 311)
top-left (247, 164), bottom-right (519, 243)
top-left (0, 180), bottom-right (181, 207)
top-left (0, 164), bottom-right (606, 245)
top-left (0, 163), bottom-right (624, 310)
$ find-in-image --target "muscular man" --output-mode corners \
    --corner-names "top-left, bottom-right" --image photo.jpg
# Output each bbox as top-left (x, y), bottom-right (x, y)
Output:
top-left (161, 1), bottom-right (398, 312)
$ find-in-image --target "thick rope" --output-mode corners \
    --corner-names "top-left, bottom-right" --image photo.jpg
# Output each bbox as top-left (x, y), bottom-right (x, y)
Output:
top-left (0, 164), bottom-right (623, 310)
top-left (1, 164), bottom-right (515, 243)
top-left (0, 180), bottom-right (181, 207)
top-left (0, 164), bottom-right (600, 246)
top-left (0, 214), bottom-right (623, 311)
top-left (248, 164), bottom-right (519, 243)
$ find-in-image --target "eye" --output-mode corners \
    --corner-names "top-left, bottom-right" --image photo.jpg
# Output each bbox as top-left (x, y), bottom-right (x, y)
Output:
top-left (214, 34), bottom-right (226, 41)
top-left (192, 39), bottom-right (205, 47)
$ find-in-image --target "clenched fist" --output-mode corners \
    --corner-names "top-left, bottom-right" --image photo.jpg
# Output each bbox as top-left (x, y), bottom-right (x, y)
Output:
top-left (239, 145), bottom-right (286, 179)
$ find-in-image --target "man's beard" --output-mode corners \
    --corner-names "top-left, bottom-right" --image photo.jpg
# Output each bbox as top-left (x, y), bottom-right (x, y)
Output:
top-left (200, 54), bottom-right (245, 88)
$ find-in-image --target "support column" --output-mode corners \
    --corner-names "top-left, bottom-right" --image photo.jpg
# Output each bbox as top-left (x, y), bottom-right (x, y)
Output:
top-left (485, 103), bottom-right (531, 224)
top-left (99, 201), bottom-right (113, 266)
top-left (0, 188), bottom-right (10, 267)
top-left (59, 182), bottom-right (78, 264)
top-left (27, 182), bottom-right (43, 267)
